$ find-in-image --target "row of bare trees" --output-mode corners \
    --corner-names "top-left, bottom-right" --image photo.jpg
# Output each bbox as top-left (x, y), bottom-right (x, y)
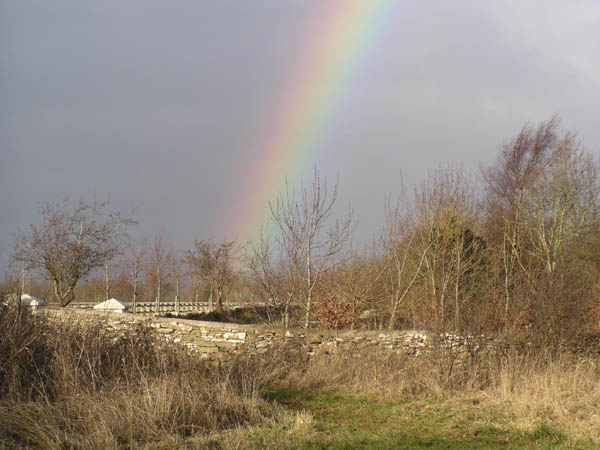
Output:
top-left (246, 118), bottom-right (600, 338)
top-left (8, 203), bottom-right (241, 315)
top-left (82, 235), bottom-right (242, 315)
top-left (7, 118), bottom-right (600, 338)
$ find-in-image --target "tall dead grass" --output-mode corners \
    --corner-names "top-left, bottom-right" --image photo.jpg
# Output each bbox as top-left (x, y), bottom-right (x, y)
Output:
top-left (250, 341), bottom-right (600, 440)
top-left (484, 351), bottom-right (600, 440)
top-left (0, 302), bottom-right (278, 449)
top-left (244, 343), bottom-right (498, 400)
top-left (2, 299), bottom-right (599, 446)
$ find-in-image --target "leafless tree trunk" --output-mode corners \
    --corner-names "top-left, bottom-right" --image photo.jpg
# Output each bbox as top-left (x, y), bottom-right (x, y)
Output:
top-left (193, 280), bottom-right (201, 309)
top-left (172, 253), bottom-right (184, 316)
top-left (383, 194), bottom-right (431, 330)
top-left (151, 232), bottom-right (172, 315)
top-left (269, 169), bottom-right (353, 328)
top-left (19, 265), bottom-right (27, 295)
top-left (104, 262), bottom-right (110, 301)
top-left (127, 238), bottom-right (147, 314)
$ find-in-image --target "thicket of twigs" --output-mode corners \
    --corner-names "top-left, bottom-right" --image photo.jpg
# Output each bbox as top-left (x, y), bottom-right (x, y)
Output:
top-left (7, 119), bottom-right (600, 345)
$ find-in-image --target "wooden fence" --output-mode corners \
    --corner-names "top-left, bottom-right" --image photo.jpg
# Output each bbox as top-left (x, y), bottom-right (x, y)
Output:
top-left (69, 301), bottom-right (249, 315)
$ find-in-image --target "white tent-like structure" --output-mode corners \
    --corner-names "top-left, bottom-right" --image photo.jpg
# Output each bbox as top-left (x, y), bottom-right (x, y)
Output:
top-left (93, 298), bottom-right (129, 313)
top-left (20, 293), bottom-right (46, 308)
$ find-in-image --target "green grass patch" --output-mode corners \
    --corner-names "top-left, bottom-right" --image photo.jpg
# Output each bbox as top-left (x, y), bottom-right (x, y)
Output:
top-left (222, 389), bottom-right (597, 449)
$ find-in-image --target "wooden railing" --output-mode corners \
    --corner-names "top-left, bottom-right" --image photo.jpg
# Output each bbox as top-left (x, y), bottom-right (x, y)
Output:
top-left (68, 301), bottom-right (250, 315)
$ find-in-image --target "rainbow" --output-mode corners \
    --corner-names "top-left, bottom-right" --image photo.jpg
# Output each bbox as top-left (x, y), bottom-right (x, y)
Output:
top-left (226, 0), bottom-right (394, 242)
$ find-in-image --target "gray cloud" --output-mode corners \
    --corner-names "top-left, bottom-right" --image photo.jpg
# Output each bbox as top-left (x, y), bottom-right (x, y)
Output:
top-left (1, 0), bottom-right (599, 269)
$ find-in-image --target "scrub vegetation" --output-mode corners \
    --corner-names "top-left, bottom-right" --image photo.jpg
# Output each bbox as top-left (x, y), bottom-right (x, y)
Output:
top-left (3, 118), bottom-right (600, 448)
top-left (1, 299), bottom-right (600, 449)
top-left (9, 118), bottom-right (600, 343)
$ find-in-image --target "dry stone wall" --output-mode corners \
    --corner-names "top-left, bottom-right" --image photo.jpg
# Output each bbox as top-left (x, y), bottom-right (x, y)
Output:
top-left (43, 307), bottom-right (446, 362)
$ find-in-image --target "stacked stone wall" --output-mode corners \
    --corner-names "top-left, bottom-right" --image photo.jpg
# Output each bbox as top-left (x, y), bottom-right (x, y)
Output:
top-left (43, 307), bottom-right (445, 362)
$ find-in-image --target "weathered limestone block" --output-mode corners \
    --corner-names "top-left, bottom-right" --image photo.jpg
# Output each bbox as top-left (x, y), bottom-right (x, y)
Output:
top-left (255, 340), bottom-right (269, 349)
top-left (339, 342), bottom-right (357, 351)
top-left (155, 328), bottom-right (173, 334)
top-left (223, 332), bottom-right (247, 340)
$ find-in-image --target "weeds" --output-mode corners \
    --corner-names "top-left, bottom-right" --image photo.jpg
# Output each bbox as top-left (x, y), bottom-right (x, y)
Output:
top-left (250, 341), bottom-right (600, 441)
top-left (0, 303), bottom-right (277, 449)
top-left (2, 300), bottom-right (599, 448)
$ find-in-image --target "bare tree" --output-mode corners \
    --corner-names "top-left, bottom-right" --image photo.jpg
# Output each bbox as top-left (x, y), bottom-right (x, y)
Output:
top-left (482, 117), bottom-right (562, 322)
top-left (526, 136), bottom-right (600, 275)
top-left (331, 243), bottom-right (388, 329)
top-left (185, 259), bottom-right (204, 309)
top-left (382, 193), bottom-right (431, 330)
top-left (126, 238), bottom-right (147, 313)
top-left (482, 117), bottom-right (600, 334)
top-left (270, 169), bottom-right (354, 328)
top-left (12, 199), bottom-right (132, 307)
top-left (150, 232), bottom-right (172, 315)
top-left (186, 240), bottom-right (239, 314)
top-left (248, 228), bottom-right (281, 324)
top-left (171, 252), bottom-right (185, 316)
top-left (248, 228), bottom-right (300, 326)
top-left (410, 168), bottom-right (485, 332)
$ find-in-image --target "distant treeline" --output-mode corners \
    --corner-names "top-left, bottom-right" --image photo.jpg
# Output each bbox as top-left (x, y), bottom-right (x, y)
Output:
top-left (5, 117), bottom-right (600, 342)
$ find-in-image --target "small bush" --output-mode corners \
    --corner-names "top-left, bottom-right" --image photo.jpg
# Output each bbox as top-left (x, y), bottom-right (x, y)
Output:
top-left (315, 293), bottom-right (356, 330)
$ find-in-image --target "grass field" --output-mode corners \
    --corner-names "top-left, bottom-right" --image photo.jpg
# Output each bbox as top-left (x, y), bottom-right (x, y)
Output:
top-left (190, 389), bottom-right (597, 450)
top-left (1, 303), bottom-right (599, 449)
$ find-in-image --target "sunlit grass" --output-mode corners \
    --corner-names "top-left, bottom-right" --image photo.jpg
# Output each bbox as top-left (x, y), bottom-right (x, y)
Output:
top-left (197, 390), bottom-right (596, 450)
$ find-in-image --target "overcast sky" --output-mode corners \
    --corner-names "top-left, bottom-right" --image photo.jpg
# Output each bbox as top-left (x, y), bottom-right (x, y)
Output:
top-left (1, 0), bottom-right (599, 271)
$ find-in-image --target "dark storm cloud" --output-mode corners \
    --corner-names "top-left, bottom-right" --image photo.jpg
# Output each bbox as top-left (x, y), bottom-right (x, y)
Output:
top-left (1, 0), bottom-right (599, 269)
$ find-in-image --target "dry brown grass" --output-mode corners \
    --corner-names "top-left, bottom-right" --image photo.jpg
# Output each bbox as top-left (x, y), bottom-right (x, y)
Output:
top-left (0, 302), bottom-right (278, 449)
top-left (248, 344), bottom-right (496, 400)
top-left (1, 376), bottom-right (277, 449)
top-left (483, 352), bottom-right (600, 440)
top-left (250, 342), bottom-right (600, 440)
top-left (2, 299), bottom-right (599, 447)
